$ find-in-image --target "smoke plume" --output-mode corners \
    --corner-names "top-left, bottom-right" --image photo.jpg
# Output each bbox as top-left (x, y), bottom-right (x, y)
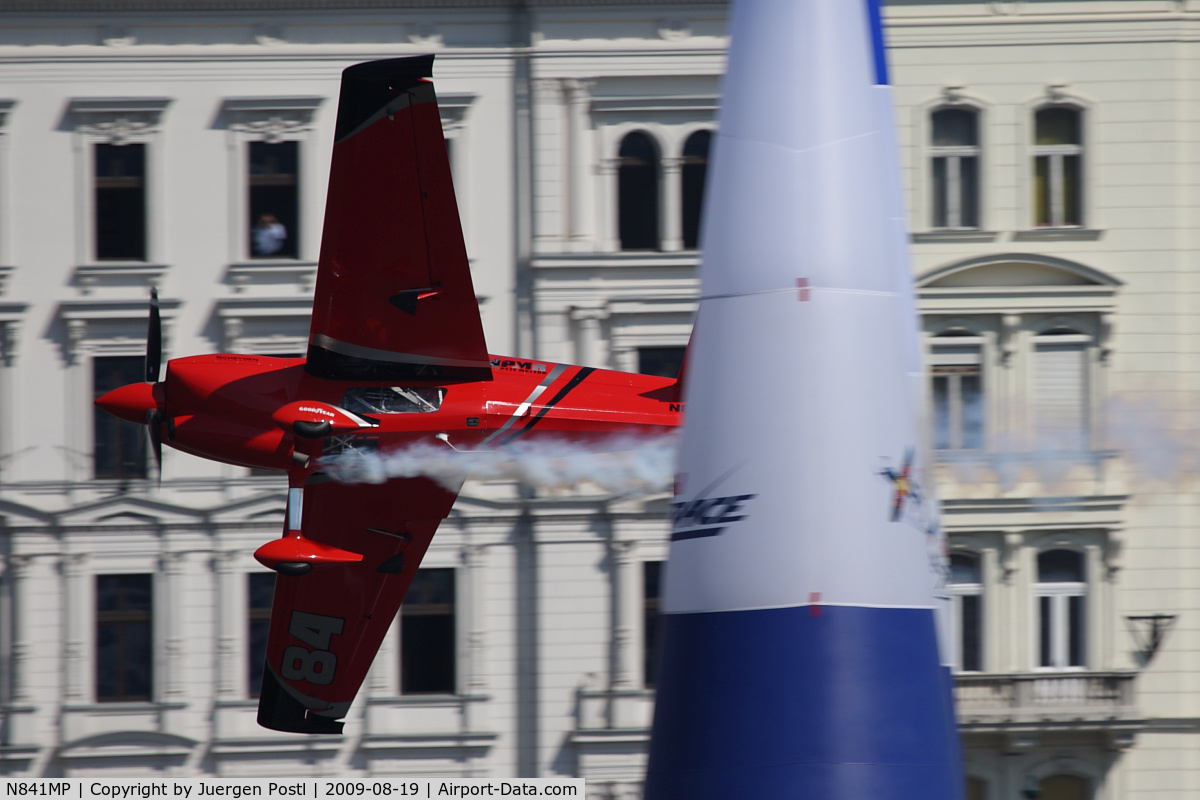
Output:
top-left (320, 433), bottom-right (679, 495)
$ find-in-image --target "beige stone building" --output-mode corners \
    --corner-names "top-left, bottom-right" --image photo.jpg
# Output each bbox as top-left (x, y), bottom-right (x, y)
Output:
top-left (0, 2), bottom-right (1197, 798)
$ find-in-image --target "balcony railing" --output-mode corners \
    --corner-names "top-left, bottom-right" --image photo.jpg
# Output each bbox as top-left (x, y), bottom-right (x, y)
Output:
top-left (954, 671), bottom-right (1141, 732)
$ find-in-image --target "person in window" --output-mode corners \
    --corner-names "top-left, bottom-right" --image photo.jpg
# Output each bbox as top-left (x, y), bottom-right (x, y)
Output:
top-left (252, 213), bottom-right (287, 256)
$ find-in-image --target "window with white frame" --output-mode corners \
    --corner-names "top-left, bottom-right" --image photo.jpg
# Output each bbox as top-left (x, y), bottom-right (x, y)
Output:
top-left (1033, 106), bottom-right (1083, 228)
top-left (918, 255), bottom-right (1117, 463)
top-left (948, 552), bottom-right (983, 672)
top-left (618, 131), bottom-right (660, 251)
top-left (1034, 327), bottom-right (1090, 452)
top-left (930, 330), bottom-right (983, 451)
top-left (930, 107), bottom-right (980, 229)
top-left (1036, 548), bottom-right (1086, 670)
top-left (68, 98), bottom-right (170, 267)
top-left (400, 568), bottom-right (456, 694)
top-left (221, 97), bottom-right (322, 265)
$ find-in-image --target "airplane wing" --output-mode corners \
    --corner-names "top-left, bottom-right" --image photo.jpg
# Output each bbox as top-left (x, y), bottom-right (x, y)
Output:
top-left (256, 473), bottom-right (460, 734)
top-left (306, 55), bottom-right (491, 383)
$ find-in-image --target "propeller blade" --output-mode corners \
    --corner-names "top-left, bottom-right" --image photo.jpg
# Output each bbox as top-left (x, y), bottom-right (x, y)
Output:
top-left (145, 287), bottom-right (162, 383)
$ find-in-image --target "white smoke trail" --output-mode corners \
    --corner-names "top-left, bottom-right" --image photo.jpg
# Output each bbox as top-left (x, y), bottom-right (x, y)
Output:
top-left (939, 392), bottom-right (1200, 493)
top-left (320, 433), bottom-right (679, 495)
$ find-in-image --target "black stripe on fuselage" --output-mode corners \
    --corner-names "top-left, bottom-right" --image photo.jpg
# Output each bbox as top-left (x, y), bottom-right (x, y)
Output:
top-left (500, 367), bottom-right (595, 446)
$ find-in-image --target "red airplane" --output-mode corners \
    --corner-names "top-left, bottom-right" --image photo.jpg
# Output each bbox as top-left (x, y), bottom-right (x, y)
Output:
top-left (96, 56), bottom-right (684, 734)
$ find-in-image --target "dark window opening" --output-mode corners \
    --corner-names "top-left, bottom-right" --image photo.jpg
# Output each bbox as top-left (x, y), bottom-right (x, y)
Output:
top-left (96, 574), bottom-right (152, 702)
top-left (94, 356), bottom-right (148, 480)
top-left (644, 561), bottom-right (662, 688)
top-left (247, 572), bottom-right (275, 697)
top-left (930, 108), bottom-right (979, 229)
top-left (249, 141), bottom-right (299, 259)
top-left (95, 143), bottom-right (146, 261)
top-left (681, 130), bottom-right (711, 250)
top-left (638, 347), bottom-right (686, 379)
top-left (401, 568), bottom-right (456, 694)
top-left (618, 132), bottom-right (659, 251)
top-left (1039, 549), bottom-right (1085, 583)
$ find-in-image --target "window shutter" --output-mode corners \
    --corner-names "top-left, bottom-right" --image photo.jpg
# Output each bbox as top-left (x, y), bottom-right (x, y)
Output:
top-left (1035, 342), bottom-right (1087, 450)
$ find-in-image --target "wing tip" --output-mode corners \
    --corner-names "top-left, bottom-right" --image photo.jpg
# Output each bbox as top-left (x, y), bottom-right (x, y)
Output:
top-left (256, 662), bottom-right (346, 735)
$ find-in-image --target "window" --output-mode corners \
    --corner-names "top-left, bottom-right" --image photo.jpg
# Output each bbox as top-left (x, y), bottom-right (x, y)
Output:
top-left (341, 386), bottom-right (445, 415)
top-left (618, 132), bottom-right (659, 250)
top-left (930, 331), bottom-right (983, 451)
top-left (948, 553), bottom-right (982, 672)
top-left (1033, 107), bottom-right (1082, 227)
top-left (95, 143), bottom-right (146, 261)
top-left (1036, 549), bottom-right (1086, 669)
top-left (96, 574), bottom-right (152, 702)
top-left (644, 561), bottom-right (662, 688)
top-left (1038, 774), bottom-right (1089, 800)
top-left (1034, 327), bottom-right (1090, 451)
top-left (247, 572), bottom-right (275, 697)
top-left (930, 108), bottom-right (979, 229)
top-left (248, 141), bottom-right (299, 259)
top-left (638, 347), bottom-right (686, 379)
top-left (681, 130), bottom-right (711, 249)
top-left (401, 568), bottom-right (456, 694)
top-left (93, 355), bottom-right (147, 480)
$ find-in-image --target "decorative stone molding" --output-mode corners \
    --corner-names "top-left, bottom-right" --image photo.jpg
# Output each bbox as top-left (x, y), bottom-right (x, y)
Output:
top-left (215, 296), bottom-right (312, 354)
top-left (658, 17), bottom-right (691, 40)
top-left (221, 97), bottom-right (323, 142)
top-left (591, 94), bottom-right (719, 116)
top-left (407, 23), bottom-right (442, 46)
top-left (438, 92), bottom-right (477, 131)
top-left (68, 98), bottom-right (171, 145)
top-left (58, 297), bottom-right (179, 365)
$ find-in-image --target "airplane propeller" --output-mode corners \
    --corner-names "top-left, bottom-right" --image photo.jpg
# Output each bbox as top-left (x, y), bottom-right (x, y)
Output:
top-left (144, 287), bottom-right (164, 482)
top-left (145, 287), bottom-right (162, 383)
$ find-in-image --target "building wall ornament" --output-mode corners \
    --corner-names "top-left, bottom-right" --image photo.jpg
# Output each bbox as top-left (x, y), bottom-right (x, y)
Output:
top-left (68, 98), bottom-right (171, 145)
top-left (221, 97), bottom-right (323, 142)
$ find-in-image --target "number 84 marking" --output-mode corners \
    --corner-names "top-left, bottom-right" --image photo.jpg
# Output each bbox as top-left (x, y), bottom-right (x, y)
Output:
top-left (282, 610), bottom-right (345, 686)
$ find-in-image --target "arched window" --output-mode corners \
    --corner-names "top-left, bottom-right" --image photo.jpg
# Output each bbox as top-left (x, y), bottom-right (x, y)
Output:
top-left (1033, 326), bottom-right (1090, 451)
top-left (681, 130), bottom-right (711, 249)
top-left (930, 107), bottom-right (979, 229)
top-left (949, 552), bottom-right (983, 672)
top-left (1033, 106), bottom-right (1083, 227)
top-left (1039, 774), bottom-right (1090, 800)
top-left (930, 328), bottom-right (983, 451)
top-left (618, 131), bottom-right (660, 250)
top-left (1036, 549), bottom-right (1086, 669)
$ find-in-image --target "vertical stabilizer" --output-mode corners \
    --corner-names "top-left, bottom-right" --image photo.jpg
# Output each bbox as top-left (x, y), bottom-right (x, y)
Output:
top-left (644, 1), bottom-right (963, 798)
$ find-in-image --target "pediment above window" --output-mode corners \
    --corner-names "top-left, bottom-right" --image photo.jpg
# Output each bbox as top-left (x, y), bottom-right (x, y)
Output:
top-left (918, 254), bottom-right (1119, 316)
top-left (68, 97), bottom-right (171, 142)
top-left (220, 96), bottom-right (323, 139)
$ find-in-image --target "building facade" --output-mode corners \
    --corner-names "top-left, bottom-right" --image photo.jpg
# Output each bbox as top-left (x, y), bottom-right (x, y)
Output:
top-left (0, 2), bottom-right (1198, 798)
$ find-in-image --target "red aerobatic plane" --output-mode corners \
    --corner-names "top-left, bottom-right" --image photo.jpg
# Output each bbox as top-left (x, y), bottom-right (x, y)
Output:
top-left (95, 56), bottom-right (684, 734)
